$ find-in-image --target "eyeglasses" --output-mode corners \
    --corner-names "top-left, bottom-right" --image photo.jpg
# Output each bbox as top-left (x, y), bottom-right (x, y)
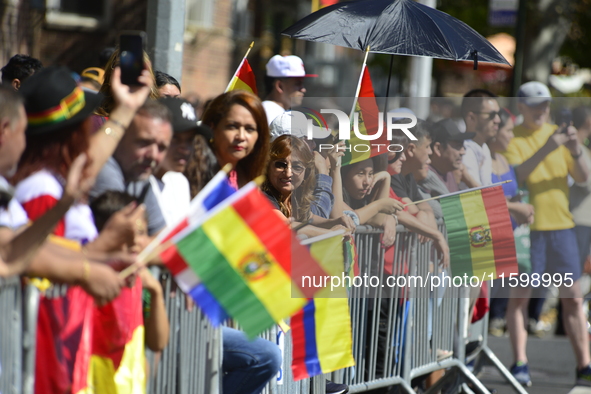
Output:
top-left (274, 161), bottom-right (306, 175)
top-left (474, 111), bottom-right (501, 121)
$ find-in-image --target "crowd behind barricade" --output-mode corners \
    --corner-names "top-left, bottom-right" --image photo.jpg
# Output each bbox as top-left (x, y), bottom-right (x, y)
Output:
top-left (0, 48), bottom-right (590, 394)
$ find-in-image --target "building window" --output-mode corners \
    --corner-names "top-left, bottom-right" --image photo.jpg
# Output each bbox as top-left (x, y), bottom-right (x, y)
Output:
top-left (185, 0), bottom-right (214, 29)
top-left (45, 0), bottom-right (109, 30)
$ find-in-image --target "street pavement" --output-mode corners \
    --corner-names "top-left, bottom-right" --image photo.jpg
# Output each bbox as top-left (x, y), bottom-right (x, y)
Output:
top-left (478, 335), bottom-right (591, 394)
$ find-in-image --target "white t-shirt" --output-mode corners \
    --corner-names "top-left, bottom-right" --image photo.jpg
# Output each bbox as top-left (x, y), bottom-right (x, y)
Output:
top-left (0, 176), bottom-right (28, 230)
top-left (262, 100), bottom-right (286, 125)
top-left (14, 170), bottom-right (98, 243)
top-left (463, 140), bottom-right (493, 186)
top-left (151, 172), bottom-right (191, 226)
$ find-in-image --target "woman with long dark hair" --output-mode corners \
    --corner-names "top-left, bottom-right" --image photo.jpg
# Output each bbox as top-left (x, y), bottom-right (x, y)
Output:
top-left (183, 90), bottom-right (280, 394)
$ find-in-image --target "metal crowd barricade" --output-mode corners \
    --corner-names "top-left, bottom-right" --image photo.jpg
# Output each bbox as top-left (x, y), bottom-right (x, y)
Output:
top-left (259, 324), bottom-right (314, 394)
top-left (0, 222), bottom-right (528, 394)
top-left (406, 223), bottom-right (491, 394)
top-left (341, 225), bottom-right (415, 393)
top-left (0, 278), bottom-right (39, 394)
top-left (0, 276), bottom-right (23, 394)
top-left (334, 224), bottom-right (497, 394)
top-left (146, 267), bottom-right (221, 394)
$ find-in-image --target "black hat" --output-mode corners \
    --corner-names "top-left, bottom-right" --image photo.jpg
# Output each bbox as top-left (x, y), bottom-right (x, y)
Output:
top-left (19, 66), bottom-right (103, 135)
top-left (430, 119), bottom-right (475, 144)
top-left (158, 97), bottom-right (212, 139)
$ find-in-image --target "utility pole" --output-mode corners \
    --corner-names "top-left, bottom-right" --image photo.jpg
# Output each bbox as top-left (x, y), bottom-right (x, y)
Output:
top-left (146, 0), bottom-right (186, 81)
top-left (511, 0), bottom-right (527, 97)
top-left (408, 0), bottom-right (435, 119)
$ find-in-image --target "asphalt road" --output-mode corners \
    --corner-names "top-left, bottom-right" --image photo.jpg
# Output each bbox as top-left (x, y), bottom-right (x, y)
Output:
top-left (478, 335), bottom-right (591, 394)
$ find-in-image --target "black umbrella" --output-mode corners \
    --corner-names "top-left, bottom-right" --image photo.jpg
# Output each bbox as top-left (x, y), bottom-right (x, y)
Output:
top-left (282, 0), bottom-right (510, 68)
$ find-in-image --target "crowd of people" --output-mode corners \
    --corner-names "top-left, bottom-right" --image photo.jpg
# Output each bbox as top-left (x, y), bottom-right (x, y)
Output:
top-left (0, 47), bottom-right (591, 394)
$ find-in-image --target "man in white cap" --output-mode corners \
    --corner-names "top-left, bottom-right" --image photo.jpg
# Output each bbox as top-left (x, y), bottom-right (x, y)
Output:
top-left (262, 55), bottom-right (317, 125)
top-left (504, 81), bottom-right (590, 387)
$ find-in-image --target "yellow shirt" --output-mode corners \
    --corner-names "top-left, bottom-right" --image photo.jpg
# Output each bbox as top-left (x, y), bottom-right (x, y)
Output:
top-left (503, 122), bottom-right (575, 231)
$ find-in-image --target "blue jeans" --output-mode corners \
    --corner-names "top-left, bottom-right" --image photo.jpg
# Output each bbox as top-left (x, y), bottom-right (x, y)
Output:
top-left (222, 327), bottom-right (282, 394)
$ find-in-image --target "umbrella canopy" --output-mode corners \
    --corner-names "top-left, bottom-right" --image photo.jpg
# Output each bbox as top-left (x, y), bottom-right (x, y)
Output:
top-left (282, 0), bottom-right (510, 66)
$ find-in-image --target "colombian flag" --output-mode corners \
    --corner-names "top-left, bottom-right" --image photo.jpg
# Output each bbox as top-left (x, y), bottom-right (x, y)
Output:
top-left (440, 185), bottom-right (518, 279)
top-left (342, 65), bottom-right (385, 166)
top-left (225, 58), bottom-right (257, 95)
top-left (159, 181), bottom-right (329, 337)
top-left (291, 235), bottom-right (355, 380)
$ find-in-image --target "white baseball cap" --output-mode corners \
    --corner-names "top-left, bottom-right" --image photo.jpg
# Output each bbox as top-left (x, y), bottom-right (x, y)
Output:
top-left (270, 111), bottom-right (330, 141)
top-left (518, 81), bottom-right (552, 106)
top-left (266, 55), bottom-right (318, 78)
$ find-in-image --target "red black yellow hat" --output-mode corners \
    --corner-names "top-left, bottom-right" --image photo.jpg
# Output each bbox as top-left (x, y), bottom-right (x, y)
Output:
top-left (19, 66), bottom-right (103, 135)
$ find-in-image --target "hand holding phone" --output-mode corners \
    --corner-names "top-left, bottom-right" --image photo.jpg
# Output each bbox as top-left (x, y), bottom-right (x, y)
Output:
top-left (556, 108), bottom-right (572, 133)
top-left (119, 31), bottom-right (146, 86)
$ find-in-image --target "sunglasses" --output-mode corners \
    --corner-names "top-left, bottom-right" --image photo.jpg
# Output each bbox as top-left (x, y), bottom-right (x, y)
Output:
top-left (274, 161), bottom-right (306, 175)
top-left (474, 110), bottom-right (501, 121)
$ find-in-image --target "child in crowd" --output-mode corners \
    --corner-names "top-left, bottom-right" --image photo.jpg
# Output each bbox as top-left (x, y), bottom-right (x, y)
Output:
top-left (90, 190), bottom-right (170, 387)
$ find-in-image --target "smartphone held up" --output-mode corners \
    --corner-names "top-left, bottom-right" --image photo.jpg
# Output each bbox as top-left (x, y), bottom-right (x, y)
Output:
top-left (119, 31), bottom-right (146, 86)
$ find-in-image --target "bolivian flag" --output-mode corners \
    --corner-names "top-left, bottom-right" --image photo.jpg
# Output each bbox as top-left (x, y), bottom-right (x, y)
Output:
top-left (225, 58), bottom-right (257, 95)
top-left (440, 185), bottom-right (518, 280)
top-left (343, 65), bottom-right (385, 166)
top-left (159, 181), bottom-right (329, 337)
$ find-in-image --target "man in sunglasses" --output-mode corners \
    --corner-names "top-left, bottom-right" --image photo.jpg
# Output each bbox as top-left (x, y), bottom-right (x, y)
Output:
top-left (262, 55), bottom-right (317, 125)
top-left (461, 89), bottom-right (501, 186)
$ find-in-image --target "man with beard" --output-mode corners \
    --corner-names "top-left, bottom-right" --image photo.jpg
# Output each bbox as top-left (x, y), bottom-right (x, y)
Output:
top-left (90, 100), bottom-right (172, 235)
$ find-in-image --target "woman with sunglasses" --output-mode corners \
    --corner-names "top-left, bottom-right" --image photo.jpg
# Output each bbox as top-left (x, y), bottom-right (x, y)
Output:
top-left (262, 135), bottom-right (353, 237)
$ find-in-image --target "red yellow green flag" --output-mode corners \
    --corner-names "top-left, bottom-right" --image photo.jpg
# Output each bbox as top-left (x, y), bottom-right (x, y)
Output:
top-left (225, 58), bottom-right (257, 95)
top-left (342, 65), bottom-right (385, 166)
top-left (160, 182), bottom-right (329, 337)
top-left (440, 185), bottom-right (519, 280)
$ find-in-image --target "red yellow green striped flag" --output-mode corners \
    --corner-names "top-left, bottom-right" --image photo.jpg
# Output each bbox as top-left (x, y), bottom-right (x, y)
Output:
top-left (342, 64), bottom-right (386, 166)
top-left (225, 58), bottom-right (257, 95)
top-left (159, 181), bottom-right (329, 337)
top-left (440, 185), bottom-right (518, 280)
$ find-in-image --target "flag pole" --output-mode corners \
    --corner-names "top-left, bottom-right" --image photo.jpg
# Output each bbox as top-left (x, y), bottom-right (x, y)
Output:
top-left (403, 180), bottom-right (512, 207)
top-left (118, 240), bottom-right (175, 279)
top-left (349, 46), bottom-right (371, 119)
top-left (133, 164), bottom-right (233, 265)
top-left (224, 41), bottom-right (255, 93)
top-left (120, 173), bottom-right (265, 279)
